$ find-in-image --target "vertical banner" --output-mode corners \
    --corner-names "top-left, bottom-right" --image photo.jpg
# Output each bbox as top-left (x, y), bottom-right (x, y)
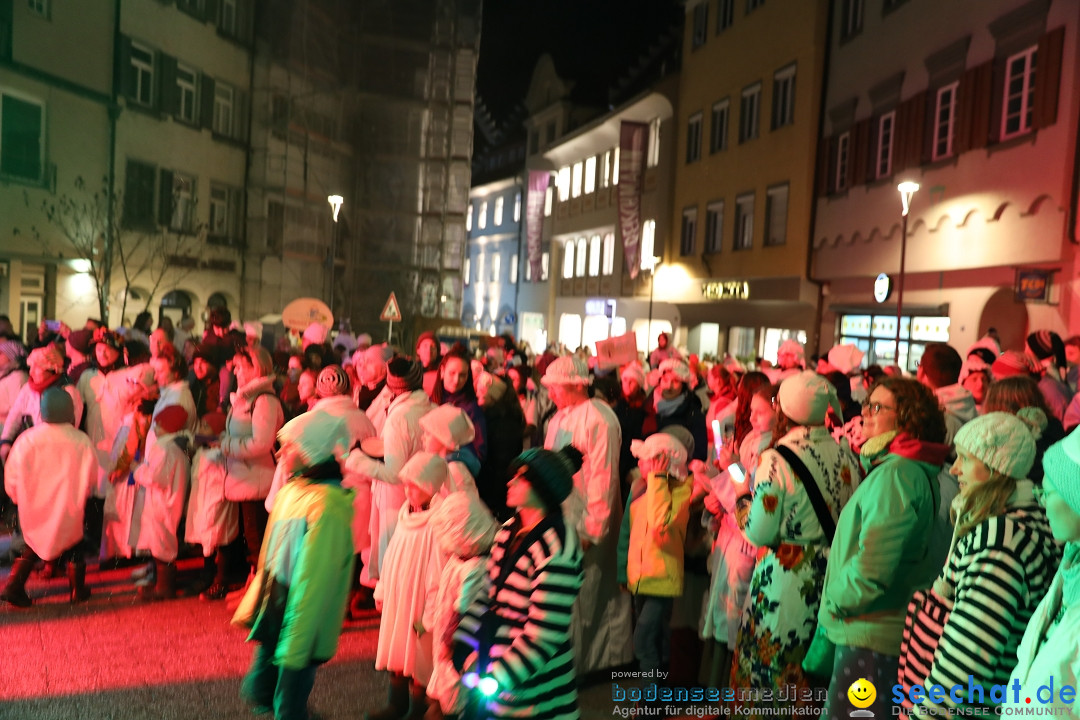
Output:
top-left (618, 121), bottom-right (649, 279)
top-left (526, 170), bottom-right (549, 281)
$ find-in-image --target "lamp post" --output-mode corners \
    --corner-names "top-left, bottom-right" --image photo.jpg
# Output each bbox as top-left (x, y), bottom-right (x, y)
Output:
top-left (895, 181), bottom-right (919, 369)
top-left (646, 255), bottom-right (662, 357)
top-left (327, 194), bottom-right (343, 316)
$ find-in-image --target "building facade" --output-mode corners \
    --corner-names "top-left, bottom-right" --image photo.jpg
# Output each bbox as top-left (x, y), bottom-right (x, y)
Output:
top-left (667, 0), bottom-right (830, 362)
top-left (813, 0), bottom-right (1079, 370)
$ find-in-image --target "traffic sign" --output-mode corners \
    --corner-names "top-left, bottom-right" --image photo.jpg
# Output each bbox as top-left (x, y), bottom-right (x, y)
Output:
top-left (380, 292), bottom-right (402, 322)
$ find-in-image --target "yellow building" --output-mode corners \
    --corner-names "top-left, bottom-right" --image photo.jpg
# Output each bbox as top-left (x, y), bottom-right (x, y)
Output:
top-left (666, 0), bottom-right (829, 361)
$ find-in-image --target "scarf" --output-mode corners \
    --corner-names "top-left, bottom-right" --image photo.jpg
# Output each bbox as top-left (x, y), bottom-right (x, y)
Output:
top-left (28, 372), bottom-right (63, 394)
top-left (860, 430), bottom-right (950, 471)
top-left (656, 392), bottom-right (685, 418)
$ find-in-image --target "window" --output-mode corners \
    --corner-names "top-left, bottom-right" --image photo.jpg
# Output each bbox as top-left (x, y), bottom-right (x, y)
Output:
top-left (612, 147), bottom-right (620, 185)
top-left (876, 111), bottom-right (895, 179)
top-left (477, 200), bottom-right (487, 230)
top-left (747, 0), bottom-right (764, 12)
top-left (765, 184), bottom-right (788, 246)
top-left (130, 41), bottom-right (154, 106)
top-left (711, 99), bottom-right (729, 153)
top-left (28, 0), bottom-right (48, 18)
top-left (494, 197), bottom-right (504, 226)
top-left (541, 252), bottom-right (550, 281)
top-left (600, 149), bottom-right (612, 188)
top-left (734, 193), bottom-right (754, 250)
top-left (692, 3), bottom-right (708, 49)
top-left (841, 0), bottom-right (863, 41)
top-left (835, 131), bottom-right (850, 191)
top-left (647, 118), bottom-right (661, 167)
top-left (464, 256), bottom-right (471, 285)
top-left (772, 64), bottom-right (796, 129)
top-left (680, 207), bottom-right (698, 256)
top-left (571, 162), bottom-right (583, 198)
top-left (588, 235), bottom-right (601, 277)
top-left (209, 184), bottom-right (235, 240)
top-left (584, 156), bottom-right (596, 194)
top-left (0, 93), bottom-right (43, 182)
top-left (739, 83), bottom-right (761, 143)
top-left (513, 192), bottom-right (522, 222)
top-left (490, 254), bottom-right (501, 282)
top-left (213, 83), bottom-right (234, 136)
top-left (717, 0), bottom-right (734, 32)
top-left (510, 253), bottom-right (518, 284)
top-left (562, 242), bottom-right (574, 279)
top-left (932, 82), bottom-right (958, 160)
top-left (686, 112), bottom-right (703, 163)
top-left (544, 185), bottom-right (553, 216)
top-left (175, 63), bottom-right (197, 123)
top-left (556, 166), bottom-right (570, 201)
top-left (574, 237), bottom-right (586, 277)
top-left (123, 160), bottom-right (156, 227)
top-left (705, 201), bottom-right (724, 253)
top-left (602, 233), bottom-right (615, 275)
top-left (641, 219), bottom-right (656, 271)
top-left (170, 172), bottom-right (195, 232)
top-left (466, 202), bottom-right (473, 232)
top-left (476, 255), bottom-right (485, 286)
top-left (219, 0), bottom-right (238, 35)
top-left (1001, 46), bottom-right (1037, 140)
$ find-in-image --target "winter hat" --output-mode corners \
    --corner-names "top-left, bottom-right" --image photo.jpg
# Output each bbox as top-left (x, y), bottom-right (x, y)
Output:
top-left (661, 425), bottom-right (696, 462)
top-left (777, 339), bottom-right (806, 366)
top-left (243, 321), bottom-right (263, 342)
top-left (474, 371), bottom-right (495, 403)
top-left (68, 329), bottom-right (95, 356)
top-left (777, 370), bottom-right (842, 426)
top-left (419, 404), bottom-right (476, 451)
top-left (127, 364), bottom-right (158, 399)
top-left (385, 357), bottom-right (423, 394)
top-left (356, 333), bottom-right (373, 349)
top-left (302, 322), bottom-right (328, 349)
top-left (1027, 330), bottom-right (1066, 368)
top-left (1043, 428), bottom-right (1080, 517)
top-left (621, 362), bottom-right (646, 390)
top-left (659, 358), bottom-right (691, 383)
top-left (400, 451), bottom-right (448, 497)
top-left (429, 490), bottom-right (498, 559)
top-left (154, 405), bottom-right (189, 434)
top-left (827, 343), bottom-right (864, 375)
top-left (991, 350), bottom-right (1039, 379)
top-left (415, 331), bottom-right (438, 352)
top-left (28, 345), bottom-right (64, 374)
top-left (511, 445), bottom-right (584, 510)
top-left (316, 365), bottom-right (350, 398)
top-left (203, 410), bottom-right (227, 435)
top-left (0, 339), bottom-right (26, 366)
top-left (631, 432), bottom-right (688, 477)
top-left (277, 409), bottom-right (354, 473)
top-left (94, 327), bottom-right (124, 351)
top-left (40, 387), bottom-right (75, 425)
top-left (953, 412), bottom-right (1037, 481)
top-left (541, 356), bottom-right (591, 387)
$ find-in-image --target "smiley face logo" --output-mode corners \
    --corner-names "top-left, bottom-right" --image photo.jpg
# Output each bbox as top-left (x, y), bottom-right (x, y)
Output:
top-left (847, 678), bottom-right (876, 709)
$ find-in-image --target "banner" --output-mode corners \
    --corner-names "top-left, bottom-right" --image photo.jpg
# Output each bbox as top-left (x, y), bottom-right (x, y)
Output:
top-left (618, 121), bottom-right (649, 279)
top-left (526, 170), bottom-right (549, 281)
top-left (596, 333), bottom-right (639, 369)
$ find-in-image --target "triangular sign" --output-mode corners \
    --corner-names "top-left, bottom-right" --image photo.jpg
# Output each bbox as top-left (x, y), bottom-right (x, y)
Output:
top-left (380, 292), bottom-right (402, 322)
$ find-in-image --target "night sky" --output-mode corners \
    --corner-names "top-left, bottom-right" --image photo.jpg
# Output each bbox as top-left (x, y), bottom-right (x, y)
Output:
top-left (476, 0), bottom-right (683, 125)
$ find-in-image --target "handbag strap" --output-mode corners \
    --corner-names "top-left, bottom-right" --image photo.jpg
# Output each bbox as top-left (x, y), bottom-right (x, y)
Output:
top-left (776, 445), bottom-right (836, 544)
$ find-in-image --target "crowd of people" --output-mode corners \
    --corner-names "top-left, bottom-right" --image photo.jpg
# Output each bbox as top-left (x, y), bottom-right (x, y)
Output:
top-left (2, 311), bottom-right (1080, 720)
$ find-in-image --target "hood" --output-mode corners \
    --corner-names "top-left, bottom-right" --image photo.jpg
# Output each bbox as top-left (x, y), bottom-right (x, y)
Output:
top-left (237, 375), bottom-right (276, 401)
top-left (935, 384), bottom-right (978, 423)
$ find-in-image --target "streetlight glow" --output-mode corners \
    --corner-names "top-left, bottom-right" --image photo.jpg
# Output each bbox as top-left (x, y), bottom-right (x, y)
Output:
top-left (897, 181), bottom-right (919, 217)
top-left (328, 194), bottom-right (344, 222)
top-left (894, 181), bottom-right (919, 364)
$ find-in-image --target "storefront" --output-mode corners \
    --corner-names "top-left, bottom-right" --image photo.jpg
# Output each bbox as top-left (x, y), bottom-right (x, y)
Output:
top-left (835, 310), bottom-right (951, 373)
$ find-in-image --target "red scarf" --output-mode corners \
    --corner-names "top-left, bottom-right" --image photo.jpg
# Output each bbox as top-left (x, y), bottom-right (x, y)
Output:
top-left (888, 432), bottom-right (950, 466)
top-left (28, 372), bottom-right (62, 394)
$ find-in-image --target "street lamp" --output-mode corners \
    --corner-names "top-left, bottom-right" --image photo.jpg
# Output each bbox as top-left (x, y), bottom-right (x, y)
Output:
top-left (327, 195), bottom-right (343, 315)
top-left (895, 181), bottom-right (919, 369)
top-left (646, 255), bottom-right (662, 358)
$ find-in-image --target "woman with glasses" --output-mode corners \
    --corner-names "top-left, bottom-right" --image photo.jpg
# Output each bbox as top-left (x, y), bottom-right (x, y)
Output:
top-left (1004, 430), bottom-right (1080, 714)
top-left (896, 411), bottom-right (1059, 715)
top-left (814, 377), bottom-right (950, 718)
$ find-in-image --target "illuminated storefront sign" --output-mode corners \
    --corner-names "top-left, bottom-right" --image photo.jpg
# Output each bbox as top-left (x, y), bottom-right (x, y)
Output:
top-left (701, 281), bottom-right (750, 301)
top-left (873, 273), bottom-right (891, 303)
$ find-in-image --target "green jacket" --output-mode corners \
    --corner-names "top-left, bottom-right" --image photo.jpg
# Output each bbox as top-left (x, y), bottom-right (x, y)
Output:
top-left (233, 476), bottom-right (355, 670)
top-left (818, 452), bottom-right (941, 655)
top-left (617, 472), bottom-right (692, 597)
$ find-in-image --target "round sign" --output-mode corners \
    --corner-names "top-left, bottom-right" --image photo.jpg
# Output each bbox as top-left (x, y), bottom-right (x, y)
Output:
top-left (874, 273), bottom-right (892, 304)
top-left (281, 297), bottom-right (333, 332)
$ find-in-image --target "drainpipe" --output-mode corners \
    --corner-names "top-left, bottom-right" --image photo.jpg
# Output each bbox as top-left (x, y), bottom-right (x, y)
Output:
top-left (806, 0), bottom-right (838, 356)
top-left (238, 1), bottom-right (258, 320)
top-left (103, 0), bottom-right (122, 326)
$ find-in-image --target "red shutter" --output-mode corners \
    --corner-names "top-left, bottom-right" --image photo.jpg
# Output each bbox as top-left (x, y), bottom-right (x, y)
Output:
top-left (987, 57), bottom-right (1007, 145)
top-left (894, 92), bottom-right (926, 172)
top-left (850, 118), bottom-right (872, 187)
top-left (1033, 26), bottom-right (1065, 130)
top-left (955, 61), bottom-right (993, 153)
top-left (866, 115), bottom-right (881, 182)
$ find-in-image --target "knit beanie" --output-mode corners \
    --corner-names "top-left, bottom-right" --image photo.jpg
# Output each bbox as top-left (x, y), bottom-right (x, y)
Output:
top-left (68, 329), bottom-right (95, 356)
top-left (400, 451), bottom-right (448, 497)
top-left (0, 339), bottom-right (26, 366)
top-left (419, 404), bottom-right (475, 451)
top-left (1027, 330), bottom-right (1066, 368)
top-left (953, 411), bottom-right (1037, 480)
top-left (661, 424), bottom-right (696, 462)
top-left (316, 365), bottom-right (350, 398)
top-left (541, 356), bottom-right (591, 387)
top-left (1042, 429), bottom-right (1080, 518)
top-left (28, 345), bottom-right (64, 374)
top-left (278, 409), bottom-right (353, 473)
top-left (302, 322), bottom-right (328, 349)
top-left (631, 431), bottom-right (688, 477)
top-left (659, 358), bottom-right (691, 383)
top-left (512, 445), bottom-right (584, 510)
top-left (40, 387), bottom-right (75, 425)
top-left (778, 339), bottom-right (806, 366)
top-left (827, 343), bottom-right (864, 375)
top-left (154, 405), bottom-right (189, 435)
top-left (777, 370), bottom-right (842, 425)
top-left (416, 331), bottom-right (438, 353)
top-left (991, 350), bottom-right (1039, 379)
top-left (385, 357), bottom-right (422, 394)
top-left (621, 362), bottom-right (646, 391)
top-left (243, 321), bottom-right (263, 342)
top-left (429, 490), bottom-right (498, 559)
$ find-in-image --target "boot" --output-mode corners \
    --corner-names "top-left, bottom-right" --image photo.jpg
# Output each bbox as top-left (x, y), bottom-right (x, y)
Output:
top-left (403, 682), bottom-right (429, 720)
top-left (68, 559), bottom-right (91, 603)
top-left (365, 672), bottom-right (410, 720)
top-left (199, 549), bottom-right (229, 601)
top-left (0, 556), bottom-right (35, 607)
top-left (139, 560), bottom-right (176, 601)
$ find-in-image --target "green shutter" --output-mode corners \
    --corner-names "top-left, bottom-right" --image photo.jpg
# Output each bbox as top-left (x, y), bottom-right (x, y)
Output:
top-left (0, 94), bottom-right (42, 181)
top-left (118, 35), bottom-right (133, 98)
top-left (235, 89), bottom-right (249, 142)
top-left (157, 53), bottom-right (177, 114)
top-left (159, 168), bottom-right (174, 227)
top-left (200, 74), bottom-right (215, 128)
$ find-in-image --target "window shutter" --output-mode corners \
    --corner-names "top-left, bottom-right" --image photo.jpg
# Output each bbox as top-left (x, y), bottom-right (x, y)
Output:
top-left (204, 0), bottom-right (219, 23)
top-left (200, 74), bottom-right (215, 128)
top-left (895, 91), bottom-right (926, 172)
top-left (118, 36), bottom-right (133, 99)
top-left (816, 136), bottom-right (833, 197)
top-left (849, 118), bottom-right (872, 187)
top-left (159, 169), bottom-right (174, 227)
top-left (955, 61), bottom-right (992, 153)
top-left (1033, 26), bottom-right (1065, 130)
top-left (157, 54), bottom-right (178, 114)
top-left (866, 115), bottom-right (881, 182)
top-left (987, 56), bottom-right (1007, 146)
top-left (235, 89), bottom-right (249, 142)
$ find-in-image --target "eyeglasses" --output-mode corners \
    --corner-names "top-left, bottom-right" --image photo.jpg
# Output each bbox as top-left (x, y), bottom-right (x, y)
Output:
top-left (863, 402), bottom-right (896, 416)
